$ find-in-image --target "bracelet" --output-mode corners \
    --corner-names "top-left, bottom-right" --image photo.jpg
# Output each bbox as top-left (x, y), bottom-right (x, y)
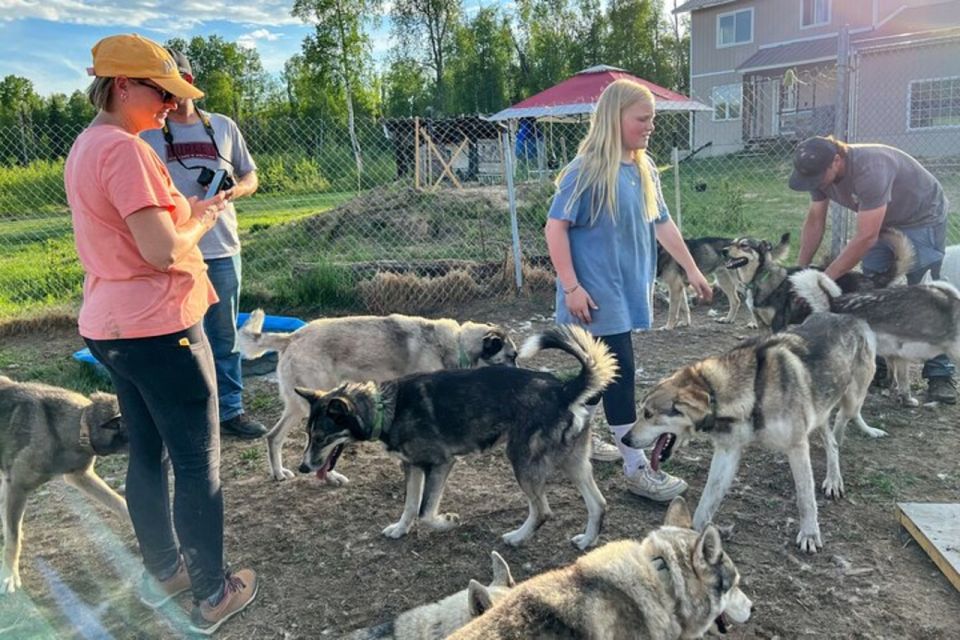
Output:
top-left (563, 282), bottom-right (580, 295)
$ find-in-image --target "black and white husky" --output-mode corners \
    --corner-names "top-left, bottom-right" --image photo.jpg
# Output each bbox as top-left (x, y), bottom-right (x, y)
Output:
top-left (295, 325), bottom-right (618, 550)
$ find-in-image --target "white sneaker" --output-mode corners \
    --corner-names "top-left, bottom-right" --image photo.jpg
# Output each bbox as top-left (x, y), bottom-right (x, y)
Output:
top-left (626, 466), bottom-right (688, 502)
top-left (590, 431), bottom-right (623, 462)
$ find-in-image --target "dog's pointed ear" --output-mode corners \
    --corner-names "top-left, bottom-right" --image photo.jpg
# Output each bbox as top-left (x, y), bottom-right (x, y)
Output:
top-left (759, 240), bottom-right (772, 254)
top-left (467, 580), bottom-right (494, 617)
top-left (490, 550), bottom-right (515, 587)
top-left (295, 387), bottom-right (321, 403)
top-left (327, 397), bottom-right (353, 417)
top-left (771, 232), bottom-right (791, 262)
top-left (695, 524), bottom-right (724, 566)
top-left (664, 497), bottom-right (693, 529)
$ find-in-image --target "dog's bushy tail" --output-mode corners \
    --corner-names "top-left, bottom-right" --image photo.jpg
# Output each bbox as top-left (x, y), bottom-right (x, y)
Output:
top-left (236, 308), bottom-right (293, 359)
top-left (789, 269), bottom-right (842, 312)
top-left (520, 325), bottom-right (619, 407)
top-left (873, 228), bottom-right (916, 287)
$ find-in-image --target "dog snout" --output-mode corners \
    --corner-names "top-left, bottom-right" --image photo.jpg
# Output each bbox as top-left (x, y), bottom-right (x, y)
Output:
top-left (298, 462), bottom-right (312, 474)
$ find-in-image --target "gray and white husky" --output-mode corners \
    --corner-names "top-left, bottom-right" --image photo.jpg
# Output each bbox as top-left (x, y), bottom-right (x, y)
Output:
top-left (624, 313), bottom-right (880, 553)
top-left (343, 551), bottom-right (515, 640)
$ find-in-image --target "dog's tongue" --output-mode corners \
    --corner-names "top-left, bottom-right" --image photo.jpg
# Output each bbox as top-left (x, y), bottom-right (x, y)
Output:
top-left (650, 434), bottom-right (670, 472)
top-left (315, 456), bottom-right (332, 481)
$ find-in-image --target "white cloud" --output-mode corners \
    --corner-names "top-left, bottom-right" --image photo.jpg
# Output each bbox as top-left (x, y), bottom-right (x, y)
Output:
top-left (0, 0), bottom-right (303, 27)
top-left (237, 28), bottom-right (282, 50)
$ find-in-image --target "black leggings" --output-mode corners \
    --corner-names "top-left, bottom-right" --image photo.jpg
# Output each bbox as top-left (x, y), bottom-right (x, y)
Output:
top-left (85, 324), bottom-right (224, 601)
top-left (586, 331), bottom-right (637, 425)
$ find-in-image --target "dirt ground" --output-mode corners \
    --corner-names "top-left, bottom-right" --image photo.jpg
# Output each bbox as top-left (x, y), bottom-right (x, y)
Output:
top-left (1, 296), bottom-right (959, 639)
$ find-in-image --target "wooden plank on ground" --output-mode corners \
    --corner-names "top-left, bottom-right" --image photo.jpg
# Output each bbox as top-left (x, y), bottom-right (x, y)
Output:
top-left (897, 502), bottom-right (960, 593)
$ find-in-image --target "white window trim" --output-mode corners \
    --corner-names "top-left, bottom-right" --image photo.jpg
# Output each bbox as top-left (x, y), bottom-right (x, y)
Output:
top-left (716, 7), bottom-right (754, 49)
top-left (906, 75), bottom-right (960, 131)
top-left (800, 0), bottom-right (831, 30)
top-left (712, 83), bottom-right (743, 122)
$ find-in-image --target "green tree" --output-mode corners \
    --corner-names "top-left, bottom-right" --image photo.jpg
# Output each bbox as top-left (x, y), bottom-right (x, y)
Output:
top-left (382, 56), bottom-right (433, 118)
top-left (165, 35), bottom-right (269, 119)
top-left (444, 6), bottom-right (514, 114)
top-left (293, 0), bottom-right (383, 181)
top-left (0, 75), bottom-right (43, 164)
top-left (391, 0), bottom-right (461, 112)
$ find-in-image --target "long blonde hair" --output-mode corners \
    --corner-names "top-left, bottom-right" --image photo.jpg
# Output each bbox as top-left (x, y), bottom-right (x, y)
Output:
top-left (557, 79), bottom-right (659, 224)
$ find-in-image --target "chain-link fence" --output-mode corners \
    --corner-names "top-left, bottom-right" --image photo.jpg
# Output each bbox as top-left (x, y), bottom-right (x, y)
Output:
top-left (1, 51), bottom-right (958, 320)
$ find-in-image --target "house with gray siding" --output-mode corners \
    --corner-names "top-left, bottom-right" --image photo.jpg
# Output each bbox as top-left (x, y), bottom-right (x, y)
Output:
top-left (675, 0), bottom-right (960, 157)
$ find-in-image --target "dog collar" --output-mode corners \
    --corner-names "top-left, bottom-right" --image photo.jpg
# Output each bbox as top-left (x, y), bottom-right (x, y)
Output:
top-left (457, 342), bottom-right (472, 369)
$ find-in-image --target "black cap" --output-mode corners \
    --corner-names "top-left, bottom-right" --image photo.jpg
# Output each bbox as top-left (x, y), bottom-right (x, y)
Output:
top-left (165, 48), bottom-right (193, 79)
top-left (788, 136), bottom-right (838, 192)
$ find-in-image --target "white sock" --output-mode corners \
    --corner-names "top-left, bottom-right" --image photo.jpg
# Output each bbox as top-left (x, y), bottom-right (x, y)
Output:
top-left (609, 422), bottom-right (649, 478)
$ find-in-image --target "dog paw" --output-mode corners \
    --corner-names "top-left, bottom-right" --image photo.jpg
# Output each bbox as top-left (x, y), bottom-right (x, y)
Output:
top-left (570, 533), bottom-right (598, 550)
top-left (382, 522), bottom-right (412, 539)
top-left (861, 426), bottom-right (888, 438)
top-left (822, 477), bottom-right (845, 499)
top-left (324, 470), bottom-right (350, 487)
top-left (796, 529), bottom-right (823, 554)
top-left (898, 395), bottom-right (919, 407)
top-left (273, 467), bottom-right (295, 481)
top-left (746, 321), bottom-right (758, 329)
top-left (501, 529), bottom-right (529, 547)
top-left (0, 570), bottom-right (21, 594)
top-left (715, 317), bottom-right (734, 324)
top-left (422, 513), bottom-right (460, 532)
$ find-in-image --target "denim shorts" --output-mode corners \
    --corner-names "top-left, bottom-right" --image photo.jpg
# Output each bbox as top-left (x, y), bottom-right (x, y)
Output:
top-left (862, 220), bottom-right (946, 279)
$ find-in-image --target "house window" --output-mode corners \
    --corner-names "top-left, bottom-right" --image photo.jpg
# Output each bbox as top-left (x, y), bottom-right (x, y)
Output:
top-left (909, 76), bottom-right (960, 129)
top-left (717, 8), bottom-right (753, 47)
top-left (801, 0), bottom-right (830, 28)
top-left (712, 83), bottom-right (742, 121)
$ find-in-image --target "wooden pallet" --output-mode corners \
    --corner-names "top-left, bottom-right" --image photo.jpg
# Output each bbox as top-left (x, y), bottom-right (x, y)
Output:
top-left (897, 502), bottom-right (960, 592)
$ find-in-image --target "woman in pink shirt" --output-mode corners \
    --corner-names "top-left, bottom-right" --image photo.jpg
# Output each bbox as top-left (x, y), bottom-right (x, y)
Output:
top-left (65, 34), bottom-right (257, 634)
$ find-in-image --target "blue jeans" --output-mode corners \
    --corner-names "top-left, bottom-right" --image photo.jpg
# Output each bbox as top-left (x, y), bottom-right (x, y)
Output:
top-left (863, 222), bottom-right (954, 380)
top-left (85, 325), bottom-right (225, 601)
top-left (204, 255), bottom-right (244, 422)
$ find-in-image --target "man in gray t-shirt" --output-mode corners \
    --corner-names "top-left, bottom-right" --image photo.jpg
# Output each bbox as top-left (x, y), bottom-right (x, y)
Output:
top-left (142, 49), bottom-right (267, 438)
top-left (789, 135), bottom-right (954, 403)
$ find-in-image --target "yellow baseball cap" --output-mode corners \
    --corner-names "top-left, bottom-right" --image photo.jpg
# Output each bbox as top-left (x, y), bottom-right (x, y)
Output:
top-left (90, 34), bottom-right (204, 100)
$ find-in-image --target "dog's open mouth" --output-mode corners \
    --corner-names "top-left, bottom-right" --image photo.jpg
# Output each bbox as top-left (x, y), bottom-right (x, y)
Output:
top-left (725, 257), bottom-right (749, 270)
top-left (316, 444), bottom-right (344, 481)
top-left (714, 612), bottom-right (729, 634)
top-left (650, 433), bottom-right (676, 472)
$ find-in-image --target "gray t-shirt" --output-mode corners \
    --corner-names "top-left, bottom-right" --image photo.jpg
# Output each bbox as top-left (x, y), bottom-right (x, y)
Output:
top-left (811, 143), bottom-right (947, 230)
top-left (141, 112), bottom-right (256, 259)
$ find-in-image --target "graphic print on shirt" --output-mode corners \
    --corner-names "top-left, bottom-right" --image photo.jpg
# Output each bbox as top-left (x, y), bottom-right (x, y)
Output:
top-left (166, 141), bottom-right (218, 163)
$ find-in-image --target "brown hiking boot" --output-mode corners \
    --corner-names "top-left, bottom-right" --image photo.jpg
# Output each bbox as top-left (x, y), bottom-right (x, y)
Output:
top-left (189, 569), bottom-right (259, 635)
top-left (139, 556), bottom-right (191, 608)
top-left (926, 377), bottom-right (957, 404)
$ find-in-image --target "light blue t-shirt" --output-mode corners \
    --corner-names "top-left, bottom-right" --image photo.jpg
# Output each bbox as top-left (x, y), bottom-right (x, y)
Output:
top-left (548, 156), bottom-right (670, 336)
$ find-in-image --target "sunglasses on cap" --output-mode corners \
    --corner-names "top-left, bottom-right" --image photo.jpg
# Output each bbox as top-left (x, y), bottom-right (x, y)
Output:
top-left (130, 79), bottom-right (175, 103)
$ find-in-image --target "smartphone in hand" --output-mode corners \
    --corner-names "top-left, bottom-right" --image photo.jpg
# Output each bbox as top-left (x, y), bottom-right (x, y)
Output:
top-left (204, 169), bottom-right (229, 200)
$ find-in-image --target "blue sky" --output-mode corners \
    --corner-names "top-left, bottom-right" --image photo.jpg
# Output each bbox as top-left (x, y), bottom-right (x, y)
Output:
top-left (0, 0), bottom-right (446, 97)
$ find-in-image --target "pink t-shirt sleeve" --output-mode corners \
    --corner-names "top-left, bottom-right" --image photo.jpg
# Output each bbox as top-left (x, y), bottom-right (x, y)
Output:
top-left (100, 138), bottom-right (178, 219)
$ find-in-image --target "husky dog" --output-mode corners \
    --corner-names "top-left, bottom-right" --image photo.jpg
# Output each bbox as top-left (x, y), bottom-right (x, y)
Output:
top-left (449, 497), bottom-right (752, 640)
top-left (658, 236), bottom-right (770, 330)
top-left (791, 270), bottom-right (960, 406)
top-left (0, 376), bottom-right (128, 594)
top-left (725, 229), bottom-right (913, 332)
top-left (624, 313), bottom-right (880, 553)
top-left (295, 325), bottom-right (616, 550)
top-left (237, 309), bottom-right (517, 484)
top-left (343, 551), bottom-right (515, 640)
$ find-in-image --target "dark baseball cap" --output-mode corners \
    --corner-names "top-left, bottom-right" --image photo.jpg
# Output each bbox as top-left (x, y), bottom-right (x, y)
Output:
top-left (788, 136), bottom-right (839, 191)
top-left (165, 47), bottom-right (193, 82)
